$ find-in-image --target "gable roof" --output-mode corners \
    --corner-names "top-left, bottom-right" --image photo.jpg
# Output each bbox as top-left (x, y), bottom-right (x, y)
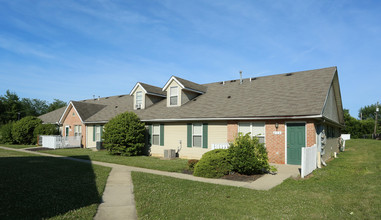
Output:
top-left (39, 66), bottom-right (343, 125)
top-left (39, 106), bottom-right (66, 124)
top-left (162, 76), bottom-right (207, 94)
top-left (139, 67), bottom-right (339, 121)
top-left (129, 82), bottom-right (166, 97)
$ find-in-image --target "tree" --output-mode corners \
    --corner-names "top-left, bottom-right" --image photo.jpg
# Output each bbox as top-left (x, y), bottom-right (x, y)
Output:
top-left (21, 98), bottom-right (49, 116)
top-left (12, 116), bottom-right (42, 144)
top-left (359, 104), bottom-right (380, 121)
top-left (0, 122), bottom-right (15, 144)
top-left (47, 99), bottom-right (67, 113)
top-left (103, 112), bottom-right (146, 156)
top-left (33, 124), bottom-right (59, 140)
top-left (0, 90), bottom-right (22, 124)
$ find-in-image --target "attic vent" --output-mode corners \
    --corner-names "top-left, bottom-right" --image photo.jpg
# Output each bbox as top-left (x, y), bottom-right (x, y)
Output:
top-left (230, 80), bottom-right (236, 82)
top-left (251, 77), bottom-right (257, 81)
top-left (105, 97), bottom-right (109, 99)
top-left (285, 73), bottom-right (293, 76)
top-left (115, 105), bottom-right (118, 108)
top-left (227, 95), bottom-right (231, 99)
top-left (118, 95), bottom-right (124, 98)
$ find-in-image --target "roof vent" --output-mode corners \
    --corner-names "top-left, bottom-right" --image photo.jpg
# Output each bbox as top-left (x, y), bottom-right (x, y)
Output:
top-left (115, 105), bottom-right (118, 108)
top-left (105, 97), bottom-right (109, 99)
top-left (118, 95), bottom-right (124, 98)
top-left (285, 73), bottom-right (293, 76)
top-left (250, 77), bottom-right (257, 81)
top-left (227, 95), bottom-right (231, 99)
top-left (239, 71), bottom-right (243, 84)
top-left (230, 80), bottom-right (236, 82)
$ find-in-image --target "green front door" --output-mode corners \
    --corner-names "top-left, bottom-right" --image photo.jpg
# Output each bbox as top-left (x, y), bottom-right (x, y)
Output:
top-left (287, 123), bottom-right (305, 165)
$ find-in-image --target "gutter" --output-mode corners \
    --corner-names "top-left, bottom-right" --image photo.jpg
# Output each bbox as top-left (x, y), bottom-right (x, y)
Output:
top-left (141, 115), bottom-right (324, 122)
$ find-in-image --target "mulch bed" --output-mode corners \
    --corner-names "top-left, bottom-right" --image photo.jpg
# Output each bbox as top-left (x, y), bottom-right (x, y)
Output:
top-left (182, 170), bottom-right (263, 182)
top-left (25, 147), bottom-right (53, 151)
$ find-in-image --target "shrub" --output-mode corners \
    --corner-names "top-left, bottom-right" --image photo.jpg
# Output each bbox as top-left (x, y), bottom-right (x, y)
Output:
top-left (33, 124), bottom-right (59, 140)
top-left (103, 112), bottom-right (146, 156)
top-left (193, 149), bottom-right (232, 178)
top-left (0, 122), bottom-right (14, 144)
top-left (187, 159), bottom-right (199, 172)
top-left (228, 133), bottom-right (270, 175)
top-left (12, 116), bottom-right (42, 144)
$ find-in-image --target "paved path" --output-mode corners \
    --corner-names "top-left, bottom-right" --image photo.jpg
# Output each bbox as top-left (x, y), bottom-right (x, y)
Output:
top-left (0, 146), bottom-right (300, 219)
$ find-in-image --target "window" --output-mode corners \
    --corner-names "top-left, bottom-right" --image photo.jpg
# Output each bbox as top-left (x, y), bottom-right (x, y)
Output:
top-left (136, 91), bottom-right (142, 107)
top-left (192, 123), bottom-right (202, 147)
top-left (74, 125), bottom-right (82, 137)
top-left (170, 86), bottom-right (178, 106)
top-left (152, 124), bottom-right (160, 145)
top-left (95, 126), bottom-right (101, 141)
top-left (238, 122), bottom-right (265, 143)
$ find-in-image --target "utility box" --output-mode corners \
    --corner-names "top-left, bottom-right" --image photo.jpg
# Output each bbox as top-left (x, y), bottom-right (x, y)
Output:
top-left (164, 149), bottom-right (176, 159)
top-left (96, 141), bottom-right (103, 150)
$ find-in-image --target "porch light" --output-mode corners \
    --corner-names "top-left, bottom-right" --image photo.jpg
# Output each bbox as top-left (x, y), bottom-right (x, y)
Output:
top-left (275, 123), bottom-right (279, 129)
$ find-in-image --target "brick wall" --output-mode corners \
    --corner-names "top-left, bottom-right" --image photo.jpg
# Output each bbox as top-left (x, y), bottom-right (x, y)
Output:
top-left (227, 121), bottom-right (238, 142)
top-left (265, 120), bottom-right (286, 164)
top-left (62, 105), bottom-right (86, 147)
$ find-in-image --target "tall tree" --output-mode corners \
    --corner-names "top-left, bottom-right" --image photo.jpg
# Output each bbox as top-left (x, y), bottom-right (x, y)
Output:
top-left (359, 103), bottom-right (380, 121)
top-left (47, 99), bottom-right (67, 112)
top-left (0, 90), bottom-right (22, 124)
top-left (21, 98), bottom-right (49, 116)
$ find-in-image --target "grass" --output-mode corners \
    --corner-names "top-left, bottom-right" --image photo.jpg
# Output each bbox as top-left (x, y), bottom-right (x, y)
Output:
top-left (0, 144), bottom-right (37, 149)
top-left (39, 148), bottom-right (188, 172)
top-left (0, 148), bottom-right (111, 220)
top-left (132, 139), bottom-right (381, 219)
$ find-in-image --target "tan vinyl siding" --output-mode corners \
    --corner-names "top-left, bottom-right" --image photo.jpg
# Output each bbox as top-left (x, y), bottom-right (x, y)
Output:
top-left (150, 122), bottom-right (228, 160)
top-left (181, 90), bottom-right (198, 105)
top-left (322, 85), bottom-right (339, 123)
top-left (145, 94), bottom-right (164, 108)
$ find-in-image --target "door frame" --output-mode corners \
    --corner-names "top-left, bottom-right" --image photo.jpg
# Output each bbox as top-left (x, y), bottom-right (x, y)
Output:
top-left (285, 121), bottom-right (307, 164)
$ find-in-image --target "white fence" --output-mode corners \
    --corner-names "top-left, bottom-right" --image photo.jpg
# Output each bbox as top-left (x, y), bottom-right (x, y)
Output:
top-left (301, 144), bottom-right (317, 178)
top-left (211, 143), bottom-right (230, 150)
top-left (41, 135), bottom-right (81, 149)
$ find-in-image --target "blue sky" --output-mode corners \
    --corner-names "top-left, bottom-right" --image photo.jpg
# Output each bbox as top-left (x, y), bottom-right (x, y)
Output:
top-left (0, 0), bottom-right (380, 117)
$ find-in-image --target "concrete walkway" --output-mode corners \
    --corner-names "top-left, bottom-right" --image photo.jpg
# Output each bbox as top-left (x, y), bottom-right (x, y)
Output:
top-left (0, 146), bottom-right (300, 219)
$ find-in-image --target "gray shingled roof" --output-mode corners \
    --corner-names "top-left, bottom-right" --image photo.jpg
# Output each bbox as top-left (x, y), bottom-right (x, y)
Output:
top-left (174, 76), bottom-right (207, 93)
top-left (38, 106), bottom-right (66, 124)
top-left (138, 67), bottom-right (337, 120)
top-left (39, 67), bottom-right (339, 124)
top-left (139, 82), bottom-right (166, 96)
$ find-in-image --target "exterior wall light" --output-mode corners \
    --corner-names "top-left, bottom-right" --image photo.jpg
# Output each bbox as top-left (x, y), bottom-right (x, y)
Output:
top-left (275, 123), bottom-right (279, 129)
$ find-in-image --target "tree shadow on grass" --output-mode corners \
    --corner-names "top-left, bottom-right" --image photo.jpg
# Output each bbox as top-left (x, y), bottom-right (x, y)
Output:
top-left (0, 155), bottom-right (101, 219)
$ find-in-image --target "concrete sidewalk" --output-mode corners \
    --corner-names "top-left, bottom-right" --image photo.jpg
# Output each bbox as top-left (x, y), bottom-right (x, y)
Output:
top-left (0, 146), bottom-right (300, 219)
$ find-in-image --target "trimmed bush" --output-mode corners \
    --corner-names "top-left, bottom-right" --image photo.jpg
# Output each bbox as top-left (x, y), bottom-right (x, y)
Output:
top-left (33, 124), bottom-right (59, 140)
top-left (228, 133), bottom-right (270, 175)
top-left (103, 112), bottom-right (146, 156)
top-left (0, 122), bottom-right (14, 144)
top-left (186, 159), bottom-right (199, 172)
top-left (193, 149), bottom-right (232, 178)
top-left (12, 116), bottom-right (42, 144)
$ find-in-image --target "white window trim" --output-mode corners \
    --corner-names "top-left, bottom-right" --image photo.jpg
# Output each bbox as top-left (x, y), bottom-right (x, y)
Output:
top-left (152, 124), bottom-right (160, 146)
top-left (238, 122), bottom-right (266, 143)
top-left (192, 123), bottom-right (203, 147)
top-left (136, 91), bottom-right (143, 105)
top-left (169, 86), bottom-right (178, 106)
top-left (74, 125), bottom-right (82, 137)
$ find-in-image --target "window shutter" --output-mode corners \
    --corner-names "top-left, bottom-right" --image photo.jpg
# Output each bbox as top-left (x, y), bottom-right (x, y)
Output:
top-left (187, 123), bottom-right (192, 147)
top-left (160, 124), bottom-right (164, 146)
top-left (202, 123), bottom-right (208, 148)
top-left (100, 125), bottom-right (103, 141)
top-left (93, 125), bottom-right (95, 141)
top-left (148, 125), bottom-right (152, 145)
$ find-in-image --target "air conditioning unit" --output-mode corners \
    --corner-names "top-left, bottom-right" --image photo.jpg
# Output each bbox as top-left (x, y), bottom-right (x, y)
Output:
top-left (135, 104), bottom-right (142, 109)
top-left (164, 149), bottom-right (176, 159)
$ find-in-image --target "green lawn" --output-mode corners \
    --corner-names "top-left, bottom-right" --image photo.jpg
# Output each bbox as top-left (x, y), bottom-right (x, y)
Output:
top-left (0, 149), bottom-right (111, 220)
top-left (132, 139), bottom-right (381, 219)
top-left (39, 148), bottom-right (188, 172)
top-left (0, 144), bottom-right (36, 149)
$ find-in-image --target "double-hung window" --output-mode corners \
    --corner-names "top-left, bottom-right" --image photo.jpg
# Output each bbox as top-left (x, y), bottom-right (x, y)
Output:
top-left (192, 123), bottom-right (202, 147)
top-left (74, 125), bottom-right (82, 137)
top-left (238, 122), bottom-right (265, 143)
top-left (136, 91), bottom-right (142, 109)
top-left (170, 86), bottom-right (178, 106)
top-left (152, 124), bottom-right (160, 145)
top-left (95, 126), bottom-right (101, 141)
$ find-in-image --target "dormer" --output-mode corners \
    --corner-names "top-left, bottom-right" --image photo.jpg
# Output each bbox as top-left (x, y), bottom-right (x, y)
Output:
top-left (129, 82), bottom-right (166, 110)
top-left (162, 76), bottom-right (207, 107)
